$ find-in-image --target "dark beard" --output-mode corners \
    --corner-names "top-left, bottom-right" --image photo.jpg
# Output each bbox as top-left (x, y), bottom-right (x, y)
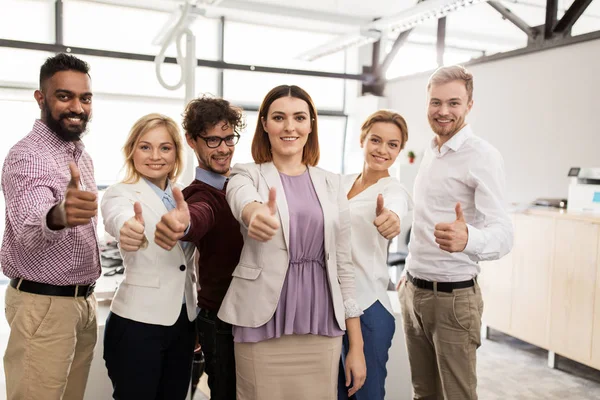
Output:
top-left (43, 101), bottom-right (90, 142)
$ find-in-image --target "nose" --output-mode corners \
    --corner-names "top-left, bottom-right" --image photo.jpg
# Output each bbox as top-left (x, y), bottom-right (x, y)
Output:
top-left (216, 139), bottom-right (229, 153)
top-left (284, 118), bottom-right (295, 133)
top-left (69, 98), bottom-right (84, 114)
top-left (438, 103), bottom-right (449, 116)
top-left (151, 148), bottom-right (161, 159)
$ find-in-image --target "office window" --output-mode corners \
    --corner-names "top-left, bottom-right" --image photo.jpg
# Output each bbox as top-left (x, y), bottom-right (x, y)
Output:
top-left (224, 21), bottom-right (346, 73)
top-left (0, 0), bottom-right (54, 43)
top-left (0, 49), bottom-right (54, 85)
top-left (63, 1), bottom-right (220, 60)
top-left (223, 70), bottom-right (345, 111)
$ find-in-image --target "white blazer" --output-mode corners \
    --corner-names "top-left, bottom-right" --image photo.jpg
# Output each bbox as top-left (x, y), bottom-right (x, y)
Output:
top-left (218, 162), bottom-right (360, 330)
top-left (101, 179), bottom-right (198, 326)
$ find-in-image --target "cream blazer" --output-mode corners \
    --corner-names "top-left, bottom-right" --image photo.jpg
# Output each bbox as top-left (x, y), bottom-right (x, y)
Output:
top-left (218, 162), bottom-right (359, 330)
top-left (101, 179), bottom-right (198, 326)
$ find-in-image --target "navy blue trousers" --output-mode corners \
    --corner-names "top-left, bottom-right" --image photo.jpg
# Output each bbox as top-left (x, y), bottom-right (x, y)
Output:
top-left (103, 305), bottom-right (195, 400)
top-left (338, 300), bottom-right (396, 400)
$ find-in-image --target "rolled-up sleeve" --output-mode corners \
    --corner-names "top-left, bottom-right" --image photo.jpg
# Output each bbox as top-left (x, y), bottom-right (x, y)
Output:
top-left (2, 153), bottom-right (68, 251)
top-left (463, 150), bottom-right (514, 261)
top-left (333, 175), bottom-right (362, 319)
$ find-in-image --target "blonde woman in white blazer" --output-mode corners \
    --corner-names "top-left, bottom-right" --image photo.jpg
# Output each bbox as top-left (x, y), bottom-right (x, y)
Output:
top-left (100, 114), bottom-right (197, 400)
top-left (219, 85), bottom-right (366, 400)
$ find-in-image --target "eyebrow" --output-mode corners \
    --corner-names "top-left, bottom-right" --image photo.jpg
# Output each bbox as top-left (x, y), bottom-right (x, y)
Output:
top-left (430, 97), bottom-right (462, 102)
top-left (371, 134), bottom-right (400, 142)
top-left (138, 141), bottom-right (173, 145)
top-left (271, 110), bottom-right (309, 115)
top-left (55, 89), bottom-right (93, 97)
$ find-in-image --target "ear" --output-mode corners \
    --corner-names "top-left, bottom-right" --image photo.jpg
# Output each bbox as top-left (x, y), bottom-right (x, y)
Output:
top-left (185, 133), bottom-right (195, 149)
top-left (34, 90), bottom-right (44, 110)
top-left (261, 116), bottom-right (268, 133)
top-left (467, 99), bottom-right (474, 114)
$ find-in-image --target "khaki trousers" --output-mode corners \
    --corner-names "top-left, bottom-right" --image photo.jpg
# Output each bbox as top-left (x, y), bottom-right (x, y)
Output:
top-left (398, 279), bottom-right (483, 400)
top-left (3, 285), bottom-right (98, 400)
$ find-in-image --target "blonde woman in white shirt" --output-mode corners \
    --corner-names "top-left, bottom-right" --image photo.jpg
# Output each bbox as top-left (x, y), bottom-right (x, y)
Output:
top-left (338, 110), bottom-right (412, 400)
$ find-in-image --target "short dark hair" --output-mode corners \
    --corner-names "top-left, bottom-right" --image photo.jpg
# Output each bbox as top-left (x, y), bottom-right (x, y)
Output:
top-left (39, 53), bottom-right (90, 89)
top-left (182, 95), bottom-right (245, 140)
top-left (252, 85), bottom-right (320, 166)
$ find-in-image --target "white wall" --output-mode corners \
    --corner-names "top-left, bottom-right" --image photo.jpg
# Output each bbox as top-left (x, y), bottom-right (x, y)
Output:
top-left (385, 39), bottom-right (600, 204)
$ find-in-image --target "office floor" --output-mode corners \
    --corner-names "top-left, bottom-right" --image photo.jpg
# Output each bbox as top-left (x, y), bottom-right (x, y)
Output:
top-left (1, 284), bottom-right (600, 400)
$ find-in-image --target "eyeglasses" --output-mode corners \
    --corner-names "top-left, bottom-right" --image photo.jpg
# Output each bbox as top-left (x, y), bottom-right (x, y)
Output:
top-left (198, 134), bottom-right (240, 149)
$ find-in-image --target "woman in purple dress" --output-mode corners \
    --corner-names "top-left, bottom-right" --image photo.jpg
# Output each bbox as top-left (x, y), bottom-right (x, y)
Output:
top-left (219, 85), bottom-right (366, 399)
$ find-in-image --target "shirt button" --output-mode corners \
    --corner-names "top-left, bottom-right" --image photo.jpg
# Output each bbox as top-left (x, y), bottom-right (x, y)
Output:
top-left (179, 265), bottom-right (186, 271)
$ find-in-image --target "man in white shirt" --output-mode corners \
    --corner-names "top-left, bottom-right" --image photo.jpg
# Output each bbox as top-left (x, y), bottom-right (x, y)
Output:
top-left (398, 65), bottom-right (513, 400)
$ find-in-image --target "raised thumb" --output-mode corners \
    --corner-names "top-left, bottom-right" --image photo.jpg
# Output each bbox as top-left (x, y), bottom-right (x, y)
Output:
top-left (376, 194), bottom-right (384, 216)
top-left (267, 187), bottom-right (277, 215)
top-left (173, 187), bottom-right (187, 212)
top-left (133, 202), bottom-right (144, 225)
top-left (455, 202), bottom-right (465, 222)
top-left (67, 162), bottom-right (80, 190)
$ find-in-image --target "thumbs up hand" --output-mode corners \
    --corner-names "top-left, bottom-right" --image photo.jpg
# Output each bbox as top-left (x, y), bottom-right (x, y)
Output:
top-left (373, 194), bottom-right (401, 240)
top-left (247, 187), bottom-right (280, 242)
top-left (119, 202), bottom-right (147, 252)
top-left (51, 162), bottom-right (97, 229)
top-left (434, 202), bottom-right (468, 253)
top-left (155, 187), bottom-right (190, 250)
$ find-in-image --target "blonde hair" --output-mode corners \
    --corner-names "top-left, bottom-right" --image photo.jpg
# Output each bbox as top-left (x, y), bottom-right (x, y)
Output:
top-left (427, 65), bottom-right (474, 102)
top-left (360, 110), bottom-right (409, 150)
top-left (121, 113), bottom-right (184, 183)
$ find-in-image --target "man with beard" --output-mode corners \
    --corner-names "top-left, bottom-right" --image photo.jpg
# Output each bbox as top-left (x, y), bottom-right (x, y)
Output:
top-left (1, 53), bottom-right (100, 399)
top-left (155, 95), bottom-right (245, 399)
top-left (397, 65), bottom-right (513, 400)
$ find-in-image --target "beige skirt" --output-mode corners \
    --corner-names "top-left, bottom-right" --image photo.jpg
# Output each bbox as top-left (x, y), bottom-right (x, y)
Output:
top-left (234, 334), bottom-right (343, 400)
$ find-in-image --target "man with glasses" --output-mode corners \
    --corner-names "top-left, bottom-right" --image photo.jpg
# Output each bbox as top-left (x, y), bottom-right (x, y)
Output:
top-left (155, 95), bottom-right (245, 399)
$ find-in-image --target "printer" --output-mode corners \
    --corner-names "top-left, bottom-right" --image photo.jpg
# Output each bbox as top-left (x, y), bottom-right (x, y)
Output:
top-left (567, 167), bottom-right (600, 213)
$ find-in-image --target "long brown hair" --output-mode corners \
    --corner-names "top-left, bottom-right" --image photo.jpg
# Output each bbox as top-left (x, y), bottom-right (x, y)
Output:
top-left (251, 85), bottom-right (320, 166)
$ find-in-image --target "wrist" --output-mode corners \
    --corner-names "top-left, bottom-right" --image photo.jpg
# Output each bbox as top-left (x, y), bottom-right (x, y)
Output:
top-left (47, 201), bottom-right (67, 230)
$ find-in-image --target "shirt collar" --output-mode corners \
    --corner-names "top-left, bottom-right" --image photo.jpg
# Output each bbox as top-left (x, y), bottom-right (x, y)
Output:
top-left (430, 124), bottom-right (473, 156)
top-left (195, 167), bottom-right (228, 190)
top-left (143, 178), bottom-right (173, 199)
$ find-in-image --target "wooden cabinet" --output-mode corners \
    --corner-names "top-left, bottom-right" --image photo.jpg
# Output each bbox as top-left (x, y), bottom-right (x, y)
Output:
top-left (480, 217), bottom-right (515, 334)
top-left (482, 209), bottom-right (600, 371)
top-left (549, 220), bottom-right (599, 364)
top-left (509, 214), bottom-right (555, 349)
top-left (592, 233), bottom-right (600, 369)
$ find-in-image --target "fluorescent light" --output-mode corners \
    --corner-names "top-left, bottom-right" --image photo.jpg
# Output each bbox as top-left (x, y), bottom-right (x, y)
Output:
top-left (297, 0), bottom-right (489, 61)
top-left (370, 0), bottom-right (488, 33)
top-left (296, 29), bottom-right (381, 62)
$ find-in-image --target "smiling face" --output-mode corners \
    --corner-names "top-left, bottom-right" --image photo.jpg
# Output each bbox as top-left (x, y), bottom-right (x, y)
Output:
top-left (35, 70), bottom-right (93, 142)
top-left (427, 79), bottom-right (473, 145)
top-left (262, 96), bottom-right (312, 162)
top-left (186, 120), bottom-right (235, 176)
top-left (132, 126), bottom-right (177, 189)
top-left (362, 122), bottom-right (403, 172)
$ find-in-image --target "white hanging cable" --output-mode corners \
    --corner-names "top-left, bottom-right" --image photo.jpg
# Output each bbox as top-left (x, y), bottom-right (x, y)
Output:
top-left (155, 1), bottom-right (193, 90)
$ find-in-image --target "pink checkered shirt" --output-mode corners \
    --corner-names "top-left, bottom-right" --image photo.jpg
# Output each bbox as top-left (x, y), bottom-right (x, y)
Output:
top-left (1, 120), bottom-right (101, 285)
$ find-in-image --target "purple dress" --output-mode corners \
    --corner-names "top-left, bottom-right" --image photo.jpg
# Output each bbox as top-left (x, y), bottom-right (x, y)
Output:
top-left (233, 171), bottom-right (344, 343)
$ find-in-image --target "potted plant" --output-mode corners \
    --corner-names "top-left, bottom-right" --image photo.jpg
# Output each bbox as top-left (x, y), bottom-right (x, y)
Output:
top-left (407, 150), bottom-right (416, 164)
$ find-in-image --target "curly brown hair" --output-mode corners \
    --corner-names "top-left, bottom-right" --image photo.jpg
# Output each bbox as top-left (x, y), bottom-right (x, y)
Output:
top-left (182, 95), bottom-right (245, 140)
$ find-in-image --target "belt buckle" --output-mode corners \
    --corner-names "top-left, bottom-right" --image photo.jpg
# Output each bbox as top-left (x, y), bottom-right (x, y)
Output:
top-left (84, 283), bottom-right (95, 299)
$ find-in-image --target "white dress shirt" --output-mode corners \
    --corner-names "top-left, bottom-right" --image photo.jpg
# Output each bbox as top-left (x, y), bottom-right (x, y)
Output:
top-left (406, 125), bottom-right (514, 282)
top-left (343, 174), bottom-right (413, 316)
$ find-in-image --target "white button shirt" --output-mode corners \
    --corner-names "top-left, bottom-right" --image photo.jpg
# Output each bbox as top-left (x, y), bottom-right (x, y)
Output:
top-left (406, 125), bottom-right (514, 282)
top-left (343, 174), bottom-right (413, 316)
